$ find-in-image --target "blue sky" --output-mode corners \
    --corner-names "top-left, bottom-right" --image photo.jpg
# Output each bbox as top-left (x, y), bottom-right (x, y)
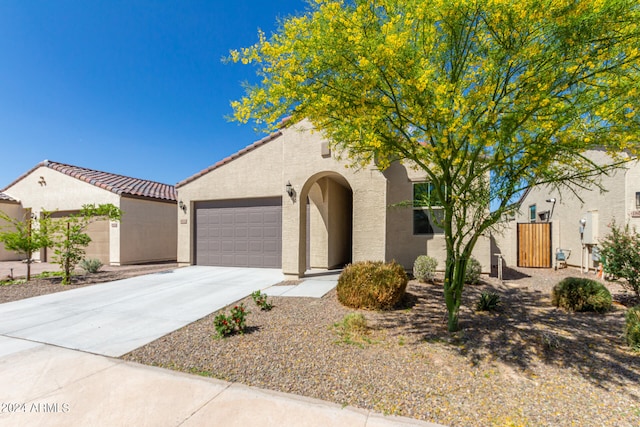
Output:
top-left (0, 0), bottom-right (308, 189)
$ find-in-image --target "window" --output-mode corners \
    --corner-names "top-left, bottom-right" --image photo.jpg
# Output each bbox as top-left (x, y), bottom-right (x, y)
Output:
top-left (636, 192), bottom-right (640, 209)
top-left (413, 183), bottom-right (444, 235)
top-left (529, 204), bottom-right (536, 222)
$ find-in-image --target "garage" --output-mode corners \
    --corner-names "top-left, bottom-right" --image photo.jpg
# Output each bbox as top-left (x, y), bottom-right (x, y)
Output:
top-left (194, 198), bottom-right (282, 268)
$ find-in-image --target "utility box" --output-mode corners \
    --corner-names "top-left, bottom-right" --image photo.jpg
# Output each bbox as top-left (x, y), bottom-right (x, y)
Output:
top-left (581, 210), bottom-right (599, 245)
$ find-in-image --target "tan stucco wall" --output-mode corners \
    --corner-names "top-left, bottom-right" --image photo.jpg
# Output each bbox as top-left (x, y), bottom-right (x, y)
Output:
top-left (0, 201), bottom-right (26, 261)
top-left (177, 120), bottom-right (495, 276)
top-left (496, 150), bottom-right (638, 271)
top-left (117, 197), bottom-right (177, 264)
top-left (383, 162), bottom-right (492, 273)
top-left (4, 166), bottom-right (177, 265)
top-left (177, 120), bottom-right (388, 276)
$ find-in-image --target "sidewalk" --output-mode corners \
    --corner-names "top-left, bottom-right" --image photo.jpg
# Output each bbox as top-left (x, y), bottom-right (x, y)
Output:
top-left (0, 336), bottom-right (443, 427)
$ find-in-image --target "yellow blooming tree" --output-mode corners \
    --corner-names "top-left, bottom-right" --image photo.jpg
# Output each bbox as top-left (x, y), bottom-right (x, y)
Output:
top-left (230, 0), bottom-right (640, 332)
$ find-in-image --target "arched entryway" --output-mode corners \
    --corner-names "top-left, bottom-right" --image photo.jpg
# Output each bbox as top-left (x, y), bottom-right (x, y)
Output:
top-left (302, 172), bottom-right (353, 272)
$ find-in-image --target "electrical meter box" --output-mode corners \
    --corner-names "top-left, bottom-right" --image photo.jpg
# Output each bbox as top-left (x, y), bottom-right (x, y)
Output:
top-left (581, 211), bottom-right (599, 245)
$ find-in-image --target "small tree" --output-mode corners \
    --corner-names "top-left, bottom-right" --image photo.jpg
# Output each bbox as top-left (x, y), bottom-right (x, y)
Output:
top-left (0, 210), bottom-right (51, 281)
top-left (229, 0), bottom-right (640, 331)
top-left (49, 204), bottom-right (122, 285)
top-left (600, 221), bottom-right (640, 297)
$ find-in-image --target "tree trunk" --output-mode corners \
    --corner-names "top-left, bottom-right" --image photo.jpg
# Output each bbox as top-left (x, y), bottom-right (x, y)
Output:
top-left (443, 254), bottom-right (468, 333)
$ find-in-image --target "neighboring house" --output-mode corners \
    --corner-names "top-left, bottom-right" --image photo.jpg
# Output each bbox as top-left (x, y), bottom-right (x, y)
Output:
top-left (1, 160), bottom-right (178, 265)
top-left (0, 192), bottom-right (26, 261)
top-left (495, 149), bottom-right (640, 271)
top-left (176, 120), bottom-right (491, 278)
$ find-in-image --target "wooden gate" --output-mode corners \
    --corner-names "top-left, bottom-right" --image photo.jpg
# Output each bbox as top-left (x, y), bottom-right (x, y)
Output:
top-left (517, 222), bottom-right (552, 268)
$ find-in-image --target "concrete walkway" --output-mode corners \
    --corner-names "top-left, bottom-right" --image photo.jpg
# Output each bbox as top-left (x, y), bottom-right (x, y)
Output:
top-left (0, 266), bottom-right (285, 356)
top-left (0, 266), bottom-right (443, 427)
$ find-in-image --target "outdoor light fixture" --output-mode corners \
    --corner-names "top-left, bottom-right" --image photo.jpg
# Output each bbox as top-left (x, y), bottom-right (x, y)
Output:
top-left (178, 200), bottom-right (187, 213)
top-left (286, 181), bottom-right (294, 197)
top-left (546, 198), bottom-right (556, 203)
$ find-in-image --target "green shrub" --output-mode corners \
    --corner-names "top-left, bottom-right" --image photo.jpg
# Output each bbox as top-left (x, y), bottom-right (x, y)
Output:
top-left (625, 306), bottom-right (640, 351)
top-left (600, 221), bottom-right (640, 297)
top-left (251, 290), bottom-right (273, 311)
top-left (337, 261), bottom-right (408, 310)
top-left (214, 303), bottom-right (250, 338)
top-left (79, 258), bottom-right (103, 274)
top-left (551, 277), bottom-right (612, 313)
top-left (413, 255), bottom-right (438, 282)
top-left (476, 291), bottom-right (501, 311)
top-left (465, 257), bottom-right (482, 285)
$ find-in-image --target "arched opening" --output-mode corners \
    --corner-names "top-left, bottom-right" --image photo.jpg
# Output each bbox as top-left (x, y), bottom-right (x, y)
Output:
top-left (301, 172), bottom-right (353, 273)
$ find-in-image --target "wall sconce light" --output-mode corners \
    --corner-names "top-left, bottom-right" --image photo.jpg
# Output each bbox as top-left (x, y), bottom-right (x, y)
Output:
top-left (178, 200), bottom-right (187, 213)
top-left (285, 181), bottom-right (296, 203)
top-left (38, 176), bottom-right (46, 186)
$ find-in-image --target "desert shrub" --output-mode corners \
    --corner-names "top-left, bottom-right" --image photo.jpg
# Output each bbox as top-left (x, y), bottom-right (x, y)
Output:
top-left (337, 261), bottom-right (408, 310)
top-left (465, 257), bottom-right (482, 285)
top-left (251, 290), bottom-right (273, 311)
top-left (413, 255), bottom-right (438, 282)
top-left (79, 258), bottom-right (103, 274)
top-left (476, 291), bottom-right (501, 311)
top-left (625, 306), bottom-right (640, 351)
top-left (600, 221), bottom-right (640, 297)
top-left (551, 277), bottom-right (612, 313)
top-left (214, 303), bottom-right (250, 338)
top-left (333, 312), bottom-right (371, 347)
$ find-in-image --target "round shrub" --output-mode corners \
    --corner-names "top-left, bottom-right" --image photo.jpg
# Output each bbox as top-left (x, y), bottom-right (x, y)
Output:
top-left (551, 277), bottom-right (612, 313)
top-left (625, 306), bottom-right (640, 351)
top-left (337, 261), bottom-right (408, 310)
top-left (465, 257), bottom-right (482, 285)
top-left (413, 255), bottom-right (438, 282)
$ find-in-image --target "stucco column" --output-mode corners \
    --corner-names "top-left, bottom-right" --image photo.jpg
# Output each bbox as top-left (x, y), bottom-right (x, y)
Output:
top-left (281, 188), bottom-right (306, 279)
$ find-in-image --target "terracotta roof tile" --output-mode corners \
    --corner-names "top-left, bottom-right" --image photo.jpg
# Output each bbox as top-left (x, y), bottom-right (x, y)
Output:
top-left (0, 192), bottom-right (17, 202)
top-left (3, 161), bottom-right (176, 202)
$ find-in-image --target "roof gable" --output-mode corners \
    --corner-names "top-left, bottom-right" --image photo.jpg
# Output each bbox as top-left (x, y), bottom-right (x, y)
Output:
top-left (176, 130), bottom-right (283, 188)
top-left (3, 161), bottom-right (176, 202)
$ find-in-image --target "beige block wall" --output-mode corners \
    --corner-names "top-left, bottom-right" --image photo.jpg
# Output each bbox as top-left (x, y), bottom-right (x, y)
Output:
top-left (383, 161), bottom-right (492, 273)
top-left (177, 120), bottom-right (389, 277)
top-left (176, 135), bottom-right (286, 265)
top-left (177, 120), bottom-right (500, 276)
top-left (118, 197), bottom-right (177, 264)
top-left (498, 150), bottom-right (635, 270)
top-left (0, 201), bottom-right (26, 261)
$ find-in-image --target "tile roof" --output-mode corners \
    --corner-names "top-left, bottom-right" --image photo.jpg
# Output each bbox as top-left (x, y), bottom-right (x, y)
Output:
top-left (3, 161), bottom-right (176, 202)
top-left (176, 130), bottom-right (283, 188)
top-left (0, 191), bottom-right (17, 202)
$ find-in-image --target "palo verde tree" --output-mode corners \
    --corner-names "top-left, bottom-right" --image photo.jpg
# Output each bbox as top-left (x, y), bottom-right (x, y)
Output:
top-left (49, 204), bottom-right (122, 285)
top-left (0, 210), bottom-right (51, 281)
top-left (230, 0), bottom-right (640, 331)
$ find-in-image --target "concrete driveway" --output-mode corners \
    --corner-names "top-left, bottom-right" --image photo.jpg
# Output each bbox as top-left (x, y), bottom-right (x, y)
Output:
top-left (0, 266), bottom-right (284, 357)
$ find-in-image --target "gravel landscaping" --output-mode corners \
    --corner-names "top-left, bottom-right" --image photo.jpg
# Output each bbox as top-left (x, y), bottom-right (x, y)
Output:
top-left (2, 263), bottom-right (638, 426)
top-left (122, 266), bottom-right (639, 427)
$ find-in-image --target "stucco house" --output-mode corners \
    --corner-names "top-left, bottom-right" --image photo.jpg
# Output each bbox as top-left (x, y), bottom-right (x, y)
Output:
top-left (176, 120), bottom-right (491, 278)
top-left (0, 191), bottom-right (26, 261)
top-left (494, 150), bottom-right (640, 271)
top-left (1, 160), bottom-right (178, 265)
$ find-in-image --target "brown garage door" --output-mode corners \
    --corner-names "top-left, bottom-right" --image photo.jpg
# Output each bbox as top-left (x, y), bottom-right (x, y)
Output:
top-left (194, 198), bottom-right (282, 268)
